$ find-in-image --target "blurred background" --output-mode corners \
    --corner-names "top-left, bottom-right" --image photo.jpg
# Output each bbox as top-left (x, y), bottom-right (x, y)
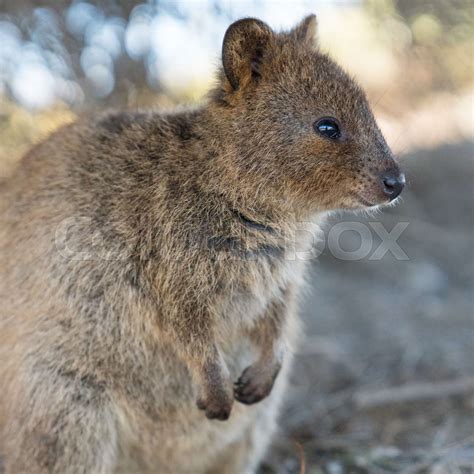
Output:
top-left (0, 0), bottom-right (472, 472)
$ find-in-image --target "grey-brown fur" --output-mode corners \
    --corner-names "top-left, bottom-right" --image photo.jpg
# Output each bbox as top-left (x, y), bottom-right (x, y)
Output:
top-left (0, 15), bottom-right (403, 473)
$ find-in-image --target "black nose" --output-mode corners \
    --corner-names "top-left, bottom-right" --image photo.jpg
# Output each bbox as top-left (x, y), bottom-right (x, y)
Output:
top-left (381, 172), bottom-right (405, 201)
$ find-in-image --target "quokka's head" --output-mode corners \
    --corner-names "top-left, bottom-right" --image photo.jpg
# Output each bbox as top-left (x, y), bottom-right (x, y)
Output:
top-left (214, 15), bottom-right (405, 213)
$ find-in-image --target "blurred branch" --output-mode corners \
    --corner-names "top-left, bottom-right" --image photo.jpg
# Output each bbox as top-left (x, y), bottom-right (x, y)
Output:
top-left (354, 377), bottom-right (474, 410)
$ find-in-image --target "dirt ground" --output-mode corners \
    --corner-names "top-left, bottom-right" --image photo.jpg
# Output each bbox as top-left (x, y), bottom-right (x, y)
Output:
top-left (263, 141), bottom-right (474, 473)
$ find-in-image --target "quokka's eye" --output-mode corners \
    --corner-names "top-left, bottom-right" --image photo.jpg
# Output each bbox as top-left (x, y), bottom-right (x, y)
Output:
top-left (314, 118), bottom-right (341, 140)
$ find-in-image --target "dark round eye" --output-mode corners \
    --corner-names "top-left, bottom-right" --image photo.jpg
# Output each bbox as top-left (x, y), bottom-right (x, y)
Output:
top-left (314, 118), bottom-right (341, 140)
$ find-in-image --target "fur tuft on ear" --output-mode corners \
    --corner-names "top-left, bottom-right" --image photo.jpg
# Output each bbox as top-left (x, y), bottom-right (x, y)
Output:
top-left (222, 18), bottom-right (273, 91)
top-left (291, 14), bottom-right (318, 46)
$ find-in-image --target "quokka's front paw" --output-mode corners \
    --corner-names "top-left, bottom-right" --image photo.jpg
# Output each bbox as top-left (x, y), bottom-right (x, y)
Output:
top-left (196, 385), bottom-right (233, 420)
top-left (234, 360), bottom-right (282, 405)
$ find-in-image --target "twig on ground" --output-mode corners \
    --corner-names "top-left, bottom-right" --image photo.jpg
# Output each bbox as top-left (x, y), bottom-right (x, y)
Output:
top-left (354, 377), bottom-right (474, 410)
top-left (293, 440), bottom-right (306, 474)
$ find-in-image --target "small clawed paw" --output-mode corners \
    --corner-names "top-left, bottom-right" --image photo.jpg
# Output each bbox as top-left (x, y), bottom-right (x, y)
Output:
top-left (234, 364), bottom-right (280, 405)
top-left (196, 392), bottom-right (233, 421)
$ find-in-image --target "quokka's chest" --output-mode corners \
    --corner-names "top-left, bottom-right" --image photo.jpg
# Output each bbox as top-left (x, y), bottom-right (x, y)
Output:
top-left (219, 252), bottom-right (306, 326)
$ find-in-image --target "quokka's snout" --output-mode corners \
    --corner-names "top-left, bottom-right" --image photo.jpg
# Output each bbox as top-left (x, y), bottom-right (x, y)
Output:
top-left (356, 162), bottom-right (405, 207)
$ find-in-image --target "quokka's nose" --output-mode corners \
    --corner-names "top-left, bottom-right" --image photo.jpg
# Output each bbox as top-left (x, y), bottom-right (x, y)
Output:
top-left (381, 171), bottom-right (405, 201)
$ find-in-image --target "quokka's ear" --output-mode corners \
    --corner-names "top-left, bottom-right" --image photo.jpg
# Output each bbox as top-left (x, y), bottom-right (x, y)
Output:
top-left (222, 18), bottom-right (274, 91)
top-left (291, 14), bottom-right (318, 46)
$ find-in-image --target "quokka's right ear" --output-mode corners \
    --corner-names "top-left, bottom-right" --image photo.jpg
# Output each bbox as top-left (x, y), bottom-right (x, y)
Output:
top-left (291, 14), bottom-right (318, 46)
top-left (222, 18), bottom-right (274, 91)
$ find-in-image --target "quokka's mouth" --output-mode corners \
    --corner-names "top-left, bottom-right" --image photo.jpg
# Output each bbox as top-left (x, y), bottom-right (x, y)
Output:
top-left (351, 193), bottom-right (378, 207)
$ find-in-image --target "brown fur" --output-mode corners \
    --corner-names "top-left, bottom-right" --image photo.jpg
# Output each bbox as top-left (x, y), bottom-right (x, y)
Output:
top-left (0, 15), bottom-right (403, 473)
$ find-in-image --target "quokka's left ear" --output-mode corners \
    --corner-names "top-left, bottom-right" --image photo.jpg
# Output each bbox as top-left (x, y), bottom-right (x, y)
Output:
top-left (222, 18), bottom-right (274, 91)
top-left (291, 14), bottom-right (318, 46)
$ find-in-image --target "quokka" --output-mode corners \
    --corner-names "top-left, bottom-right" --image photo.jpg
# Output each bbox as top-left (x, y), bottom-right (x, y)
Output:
top-left (0, 14), bottom-right (404, 474)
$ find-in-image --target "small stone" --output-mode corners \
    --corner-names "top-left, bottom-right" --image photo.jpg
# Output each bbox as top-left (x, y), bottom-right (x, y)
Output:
top-left (370, 446), bottom-right (401, 460)
top-left (325, 460), bottom-right (343, 474)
